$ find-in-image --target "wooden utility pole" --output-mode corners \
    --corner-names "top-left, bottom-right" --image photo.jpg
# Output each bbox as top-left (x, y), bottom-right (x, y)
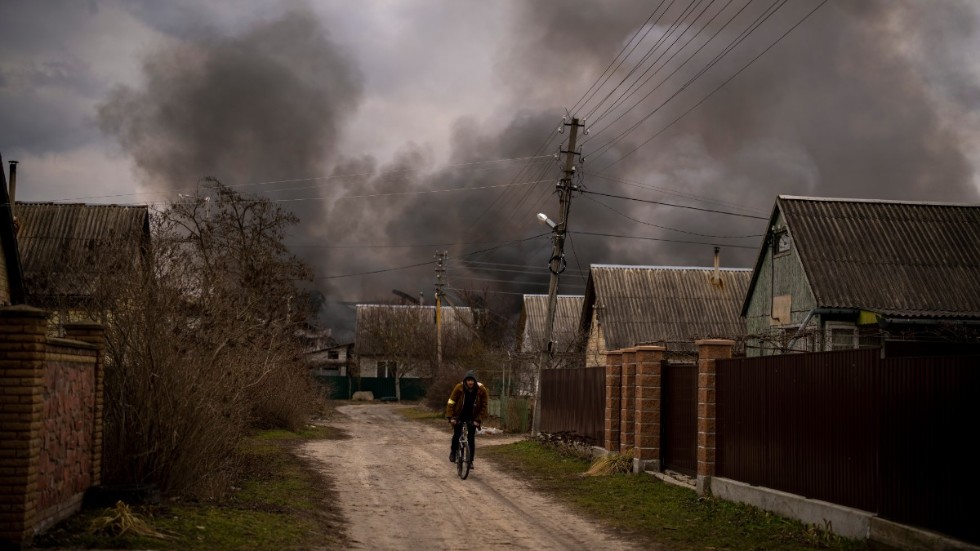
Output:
top-left (532, 117), bottom-right (582, 435)
top-left (434, 251), bottom-right (447, 372)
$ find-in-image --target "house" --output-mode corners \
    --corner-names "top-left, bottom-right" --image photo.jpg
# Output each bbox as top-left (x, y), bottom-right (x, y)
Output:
top-left (308, 342), bottom-right (354, 377)
top-left (742, 195), bottom-right (980, 356)
top-left (580, 262), bottom-right (752, 366)
top-left (0, 159), bottom-right (24, 306)
top-left (15, 202), bottom-right (150, 324)
top-left (354, 303), bottom-right (476, 378)
top-left (517, 294), bottom-right (585, 367)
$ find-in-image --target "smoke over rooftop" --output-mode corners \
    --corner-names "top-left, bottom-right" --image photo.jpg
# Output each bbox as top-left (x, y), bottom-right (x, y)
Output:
top-left (95, 1), bottom-right (980, 338)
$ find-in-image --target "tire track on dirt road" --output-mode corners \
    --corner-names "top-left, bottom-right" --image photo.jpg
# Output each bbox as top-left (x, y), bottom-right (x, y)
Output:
top-left (300, 403), bottom-right (645, 551)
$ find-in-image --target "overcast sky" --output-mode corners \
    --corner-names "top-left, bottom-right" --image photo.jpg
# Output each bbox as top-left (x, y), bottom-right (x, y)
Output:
top-left (3, 1), bottom-right (980, 338)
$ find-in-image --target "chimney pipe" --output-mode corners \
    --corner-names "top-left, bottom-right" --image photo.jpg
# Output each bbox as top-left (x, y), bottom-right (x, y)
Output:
top-left (711, 246), bottom-right (722, 288)
top-left (7, 160), bottom-right (17, 209)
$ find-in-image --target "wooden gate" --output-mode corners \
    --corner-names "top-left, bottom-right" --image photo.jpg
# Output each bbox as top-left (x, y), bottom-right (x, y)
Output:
top-left (661, 360), bottom-right (697, 476)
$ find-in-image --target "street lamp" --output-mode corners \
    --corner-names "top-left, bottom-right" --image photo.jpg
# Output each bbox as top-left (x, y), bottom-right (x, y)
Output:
top-left (532, 211), bottom-right (563, 435)
top-left (537, 212), bottom-right (557, 230)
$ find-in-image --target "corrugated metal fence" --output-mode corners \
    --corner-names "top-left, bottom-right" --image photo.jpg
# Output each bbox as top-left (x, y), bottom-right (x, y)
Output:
top-left (538, 367), bottom-right (605, 444)
top-left (716, 349), bottom-right (979, 544)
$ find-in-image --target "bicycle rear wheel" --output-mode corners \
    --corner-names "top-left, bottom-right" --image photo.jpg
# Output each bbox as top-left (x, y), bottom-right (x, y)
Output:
top-left (457, 439), bottom-right (470, 480)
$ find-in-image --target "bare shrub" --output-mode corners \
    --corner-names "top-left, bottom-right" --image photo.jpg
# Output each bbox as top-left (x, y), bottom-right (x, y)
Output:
top-left (84, 181), bottom-right (322, 497)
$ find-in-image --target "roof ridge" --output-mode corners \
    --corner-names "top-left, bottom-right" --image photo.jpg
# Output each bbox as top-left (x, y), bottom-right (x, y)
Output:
top-left (778, 195), bottom-right (980, 208)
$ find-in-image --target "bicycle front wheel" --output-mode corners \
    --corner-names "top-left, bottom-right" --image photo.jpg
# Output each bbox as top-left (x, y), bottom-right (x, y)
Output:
top-left (457, 442), bottom-right (470, 480)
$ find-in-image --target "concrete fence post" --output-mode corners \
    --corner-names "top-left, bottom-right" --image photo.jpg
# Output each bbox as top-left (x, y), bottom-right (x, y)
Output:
top-left (62, 322), bottom-right (106, 487)
top-left (0, 306), bottom-right (48, 549)
top-left (603, 350), bottom-right (623, 453)
top-left (633, 345), bottom-right (665, 473)
top-left (619, 347), bottom-right (637, 455)
top-left (695, 338), bottom-right (735, 496)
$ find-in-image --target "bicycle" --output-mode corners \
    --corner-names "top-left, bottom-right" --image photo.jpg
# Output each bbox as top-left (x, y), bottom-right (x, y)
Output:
top-left (453, 420), bottom-right (478, 480)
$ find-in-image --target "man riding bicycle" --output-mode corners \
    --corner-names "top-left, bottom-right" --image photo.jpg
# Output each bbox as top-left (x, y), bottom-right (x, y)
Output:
top-left (446, 370), bottom-right (488, 468)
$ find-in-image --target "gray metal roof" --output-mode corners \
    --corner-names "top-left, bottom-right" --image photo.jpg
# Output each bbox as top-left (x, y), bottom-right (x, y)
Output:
top-left (519, 294), bottom-right (585, 353)
top-left (776, 195), bottom-right (980, 318)
top-left (582, 266), bottom-right (751, 351)
top-left (354, 304), bottom-right (476, 355)
top-left (16, 202), bottom-right (149, 302)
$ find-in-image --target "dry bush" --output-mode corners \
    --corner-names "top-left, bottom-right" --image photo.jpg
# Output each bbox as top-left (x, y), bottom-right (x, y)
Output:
top-left (85, 182), bottom-right (323, 498)
top-left (424, 368), bottom-right (464, 412)
top-left (584, 450), bottom-right (634, 476)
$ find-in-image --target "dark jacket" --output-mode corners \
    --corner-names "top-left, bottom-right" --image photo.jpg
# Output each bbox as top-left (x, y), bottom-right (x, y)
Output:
top-left (445, 370), bottom-right (488, 421)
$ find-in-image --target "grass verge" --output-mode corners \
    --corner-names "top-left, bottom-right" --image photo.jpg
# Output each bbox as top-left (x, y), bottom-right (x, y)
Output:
top-left (481, 439), bottom-right (890, 551)
top-left (35, 410), bottom-right (349, 550)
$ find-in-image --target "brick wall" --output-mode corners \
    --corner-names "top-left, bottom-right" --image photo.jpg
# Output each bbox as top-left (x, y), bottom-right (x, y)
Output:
top-left (35, 339), bottom-right (99, 533)
top-left (603, 340), bottom-right (733, 490)
top-left (0, 307), bottom-right (104, 549)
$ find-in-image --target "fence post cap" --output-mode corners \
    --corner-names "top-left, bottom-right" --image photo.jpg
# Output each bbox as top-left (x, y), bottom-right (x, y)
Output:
top-left (695, 339), bottom-right (736, 347)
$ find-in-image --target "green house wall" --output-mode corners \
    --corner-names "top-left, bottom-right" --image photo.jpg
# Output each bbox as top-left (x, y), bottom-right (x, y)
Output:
top-left (744, 210), bottom-right (818, 356)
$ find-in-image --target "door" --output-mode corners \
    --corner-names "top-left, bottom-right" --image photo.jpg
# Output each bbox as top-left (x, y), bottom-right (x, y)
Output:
top-left (662, 361), bottom-right (697, 476)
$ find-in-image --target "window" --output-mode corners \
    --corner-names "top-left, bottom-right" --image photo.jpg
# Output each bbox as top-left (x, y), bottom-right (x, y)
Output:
top-left (327, 350), bottom-right (340, 360)
top-left (825, 323), bottom-right (857, 351)
top-left (378, 360), bottom-right (398, 378)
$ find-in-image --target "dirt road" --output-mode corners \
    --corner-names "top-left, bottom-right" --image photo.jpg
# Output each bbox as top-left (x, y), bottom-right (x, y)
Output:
top-left (300, 403), bottom-right (641, 551)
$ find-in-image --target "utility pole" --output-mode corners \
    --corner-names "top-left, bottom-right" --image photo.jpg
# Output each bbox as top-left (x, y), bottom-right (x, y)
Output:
top-left (532, 116), bottom-right (582, 435)
top-left (434, 251), bottom-right (447, 372)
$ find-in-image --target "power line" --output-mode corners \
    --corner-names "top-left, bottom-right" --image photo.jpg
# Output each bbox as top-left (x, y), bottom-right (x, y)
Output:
top-left (597, 0), bottom-right (829, 172)
top-left (586, 0), bottom-right (791, 163)
top-left (580, 189), bottom-right (768, 219)
top-left (583, 0), bottom-right (712, 123)
top-left (584, 171), bottom-right (769, 215)
top-left (570, 230), bottom-right (759, 249)
top-left (45, 154), bottom-right (555, 204)
top-left (574, 0), bottom-right (674, 116)
top-left (581, 193), bottom-right (764, 238)
top-left (585, 0), bottom-right (748, 134)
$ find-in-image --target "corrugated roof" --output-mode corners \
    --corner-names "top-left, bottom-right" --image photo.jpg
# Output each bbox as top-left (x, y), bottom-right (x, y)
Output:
top-left (519, 294), bottom-right (585, 353)
top-left (778, 196), bottom-right (980, 318)
top-left (355, 304), bottom-right (476, 355)
top-left (16, 202), bottom-right (149, 302)
top-left (583, 266), bottom-right (751, 351)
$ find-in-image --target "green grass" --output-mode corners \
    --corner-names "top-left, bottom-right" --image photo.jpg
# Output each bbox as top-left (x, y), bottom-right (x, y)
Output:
top-left (482, 440), bottom-right (888, 551)
top-left (398, 405), bottom-right (446, 429)
top-left (35, 422), bottom-right (348, 551)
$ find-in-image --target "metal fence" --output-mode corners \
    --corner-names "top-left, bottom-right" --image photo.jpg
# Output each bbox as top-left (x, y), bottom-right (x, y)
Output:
top-left (538, 366), bottom-right (605, 444)
top-left (716, 349), bottom-right (979, 544)
top-left (489, 396), bottom-right (532, 433)
top-left (315, 376), bottom-right (430, 401)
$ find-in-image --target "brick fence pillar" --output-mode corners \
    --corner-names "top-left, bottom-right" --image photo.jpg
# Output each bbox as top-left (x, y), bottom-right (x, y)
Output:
top-left (633, 345), bottom-right (664, 473)
top-left (603, 351), bottom-right (623, 453)
top-left (619, 347), bottom-right (637, 455)
top-left (0, 306), bottom-right (48, 549)
top-left (63, 322), bottom-right (106, 487)
top-left (695, 338), bottom-right (734, 496)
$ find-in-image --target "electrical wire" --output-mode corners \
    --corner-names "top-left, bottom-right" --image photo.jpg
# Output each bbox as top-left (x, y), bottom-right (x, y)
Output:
top-left (581, 193), bottom-right (764, 238)
top-left (583, 0), bottom-right (711, 123)
top-left (585, 0), bottom-right (749, 136)
top-left (581, 189), bottom-right (768, 219)
top-left (586, 0), bottom-right (791, 163)
top-left (568, 0), bottom-right (671, 115)
top-left (584, 171), bottom-right (769, 215)
top-left (596, 0), bottom-right (829, 172)
top-left (570, 230), bottom-right (758, 249)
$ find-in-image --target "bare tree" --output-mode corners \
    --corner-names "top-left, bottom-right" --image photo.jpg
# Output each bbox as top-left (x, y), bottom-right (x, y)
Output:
top-left (81, 180), bottom-right (323, 496)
